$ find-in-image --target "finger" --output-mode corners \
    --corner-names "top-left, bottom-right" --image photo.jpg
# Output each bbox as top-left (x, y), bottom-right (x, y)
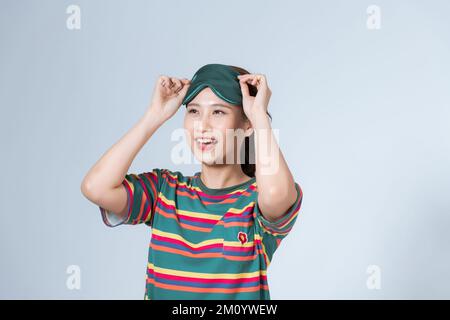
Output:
top-left (239, 75), bottom-right (259, 87)
top-left (257, 74), bottom-right (267, 85)
top-left (255, 76), bottom-right (269, 90)
top-left (237, 74), bottom-right (254, 82)
top-left (177, 78), bottom-right (191, 94)
top-left (160, 75), bottom-right (171, 88)
top-left (251, 74), bottom-right (265, 86)
top-left (241, 76), bottom-right (258, 88)
top-left (167, 77), bottom-right (176, 89)
top-left (178, 80), bottom-right (191, 96)
top-left (239, 79), bottom-right (250, 97)
top-left (171, 78), bottom-right (182, 93)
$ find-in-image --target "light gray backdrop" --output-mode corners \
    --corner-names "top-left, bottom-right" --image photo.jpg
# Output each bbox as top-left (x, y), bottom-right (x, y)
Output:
top-left (1, 0), bottom-right (449, 299)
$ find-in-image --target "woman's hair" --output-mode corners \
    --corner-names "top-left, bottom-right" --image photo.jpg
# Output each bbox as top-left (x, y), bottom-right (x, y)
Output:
top-left (229, 66), bottom-right (273, 178)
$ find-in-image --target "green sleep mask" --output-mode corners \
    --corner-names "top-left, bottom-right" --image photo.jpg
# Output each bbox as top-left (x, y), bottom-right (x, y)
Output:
top-left (182, 64), bottom-right (243, 106)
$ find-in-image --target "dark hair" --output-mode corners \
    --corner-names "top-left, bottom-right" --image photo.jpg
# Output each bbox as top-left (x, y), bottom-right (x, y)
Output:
top-left (229, 66), bottom-right (273, 178)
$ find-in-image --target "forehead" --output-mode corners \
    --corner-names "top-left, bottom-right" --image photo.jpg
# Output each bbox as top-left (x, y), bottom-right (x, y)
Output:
top-left (188, 87), bottom-right (235, 108)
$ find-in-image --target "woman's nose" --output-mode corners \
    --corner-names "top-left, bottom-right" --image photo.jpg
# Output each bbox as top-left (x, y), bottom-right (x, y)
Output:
top-left (195, 112), bottom-right (212, 131)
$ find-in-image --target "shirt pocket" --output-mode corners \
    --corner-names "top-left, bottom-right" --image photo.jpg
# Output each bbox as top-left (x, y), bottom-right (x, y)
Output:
top-left (221, 212), bottom-right (258, 262)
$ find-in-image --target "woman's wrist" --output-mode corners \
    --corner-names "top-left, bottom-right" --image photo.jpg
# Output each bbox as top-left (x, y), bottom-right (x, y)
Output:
top-left (249, 109), bottom-right (271, 129)
top-left (141, 107), bottom-right (166, 135)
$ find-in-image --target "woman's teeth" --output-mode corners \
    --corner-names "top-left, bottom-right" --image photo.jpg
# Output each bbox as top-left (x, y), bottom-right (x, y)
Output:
top-left (196, 138), bottom-right (216, 144)
top-left (195, 137), bottom-right (217, 150)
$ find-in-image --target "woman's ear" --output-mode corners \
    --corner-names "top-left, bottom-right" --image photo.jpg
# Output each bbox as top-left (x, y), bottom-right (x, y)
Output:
top-left (244, 118), bottom-right (254, 137)
top-left (240, 108), bottom-right (253, 137)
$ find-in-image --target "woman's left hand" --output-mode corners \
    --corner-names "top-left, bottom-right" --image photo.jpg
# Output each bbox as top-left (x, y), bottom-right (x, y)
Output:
top-left (237, 74), bottom-right (272, 122)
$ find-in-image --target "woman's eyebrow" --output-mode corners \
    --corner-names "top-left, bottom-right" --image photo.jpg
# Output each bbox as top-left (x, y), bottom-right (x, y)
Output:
top-left (188, 103), bottom-right (232, 109)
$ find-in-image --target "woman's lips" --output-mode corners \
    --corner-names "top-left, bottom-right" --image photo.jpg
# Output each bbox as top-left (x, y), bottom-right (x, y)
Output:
top-left (195, 138), bottom-right (217, 152)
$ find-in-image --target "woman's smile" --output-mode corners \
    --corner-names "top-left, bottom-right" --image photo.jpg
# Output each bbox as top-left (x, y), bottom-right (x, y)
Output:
top-left (195, 136), bottom-right (218, 151)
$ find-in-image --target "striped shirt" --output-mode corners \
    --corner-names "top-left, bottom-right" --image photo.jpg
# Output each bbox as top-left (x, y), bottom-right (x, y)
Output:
top-left (99, 168), bottom-right (303, 300)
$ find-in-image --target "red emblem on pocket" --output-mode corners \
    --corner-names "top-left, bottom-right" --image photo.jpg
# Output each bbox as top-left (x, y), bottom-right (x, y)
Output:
top-left (237, 231), bottom-right (248, 245)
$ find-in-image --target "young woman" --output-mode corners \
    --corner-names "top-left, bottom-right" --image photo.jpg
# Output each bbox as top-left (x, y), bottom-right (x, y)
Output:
top-left (81, 64), bottom-right (303, 300)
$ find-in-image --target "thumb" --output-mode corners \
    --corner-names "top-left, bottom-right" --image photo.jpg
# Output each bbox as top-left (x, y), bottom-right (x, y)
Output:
top-left (180, 78), bottom-right (191, 85)
top-left (178, 80), bottom-right (191, 97)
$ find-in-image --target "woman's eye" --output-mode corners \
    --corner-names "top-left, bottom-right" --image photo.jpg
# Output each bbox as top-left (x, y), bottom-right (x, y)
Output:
top-left (213, 110), bottom-right (225, 115)
top-left (188, 109), bottom-right (198, 114)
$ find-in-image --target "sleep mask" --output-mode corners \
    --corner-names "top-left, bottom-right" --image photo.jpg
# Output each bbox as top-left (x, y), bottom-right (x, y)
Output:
top-left (182, 64), bottom-right (243, 106)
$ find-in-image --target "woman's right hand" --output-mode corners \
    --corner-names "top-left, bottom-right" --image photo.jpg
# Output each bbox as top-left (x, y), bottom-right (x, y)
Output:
top-left (147, 75), bottom-right (191, 122)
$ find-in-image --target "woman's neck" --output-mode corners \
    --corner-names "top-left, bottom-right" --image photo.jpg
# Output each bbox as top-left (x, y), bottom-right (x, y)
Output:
top-left (199, 164), bottom-right (252, 189)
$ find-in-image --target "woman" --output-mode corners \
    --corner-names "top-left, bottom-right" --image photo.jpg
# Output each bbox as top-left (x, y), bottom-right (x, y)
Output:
top-left (81, 63), bottom-right (303, 300)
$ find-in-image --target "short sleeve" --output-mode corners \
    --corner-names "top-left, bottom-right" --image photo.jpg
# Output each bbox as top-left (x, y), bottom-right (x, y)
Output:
top-left (99, 168), bottom-right (162, 227)
top-left (254, 182), bottom-right (303, 265)
top-left (255, 182), bottom-right (303, 240)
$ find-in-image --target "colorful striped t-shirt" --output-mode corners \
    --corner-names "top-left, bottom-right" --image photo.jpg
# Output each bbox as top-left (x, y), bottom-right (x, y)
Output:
top-left (99, 168), bottom-right (303, 300)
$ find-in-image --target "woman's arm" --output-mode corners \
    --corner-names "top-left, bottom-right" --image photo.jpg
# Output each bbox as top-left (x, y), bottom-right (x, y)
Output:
top-left (81, 110), bottom-right (164, 218)
top-left (252, 111), bottom-right (297, 222)
top-left (81, 76), bottom-right (191, 220)
top-left (238, 74), bottom-right (297, 222)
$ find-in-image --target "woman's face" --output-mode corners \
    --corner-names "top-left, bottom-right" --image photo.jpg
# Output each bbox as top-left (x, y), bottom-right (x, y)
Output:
top-left (184, 87), bottom-right (252, 166)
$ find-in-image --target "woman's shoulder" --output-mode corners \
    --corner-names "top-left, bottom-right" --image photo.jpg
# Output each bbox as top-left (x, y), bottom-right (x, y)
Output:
top-left (153, 168), bottom-right (198, 185)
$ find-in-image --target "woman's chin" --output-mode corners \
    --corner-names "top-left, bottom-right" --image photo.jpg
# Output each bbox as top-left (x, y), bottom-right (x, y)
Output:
top-left (194, 154), bottom-right (216, 165)
top-left (193, 151), bottom-right (224, 166)
top-left (192, 146), bottom-right (234, 166)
